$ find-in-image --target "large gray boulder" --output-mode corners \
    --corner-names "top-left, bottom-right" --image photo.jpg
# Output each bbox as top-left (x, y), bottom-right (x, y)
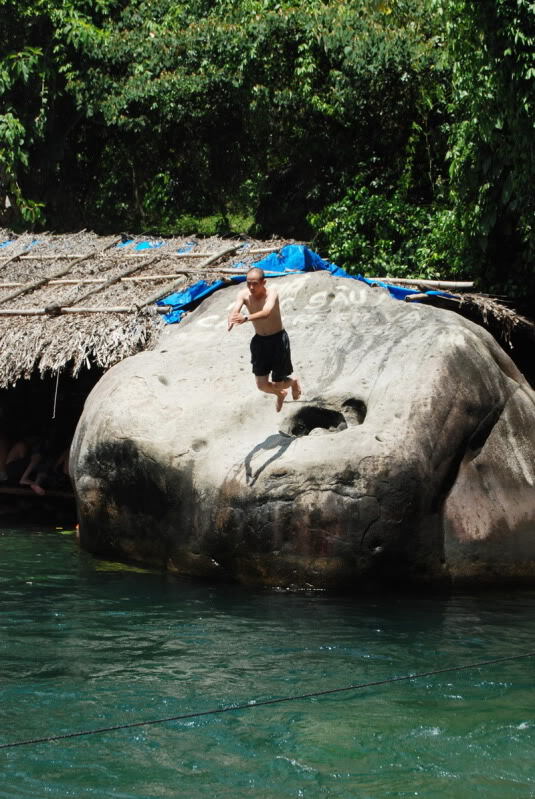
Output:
top-left (71, 272), bottom-right (535, 588)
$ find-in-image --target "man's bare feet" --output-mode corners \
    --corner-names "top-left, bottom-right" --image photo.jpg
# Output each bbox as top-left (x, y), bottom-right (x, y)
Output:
top-left (276, 390), bottom-right (287, 412)
top-left (291, 378), bottom-right (302, 400)
top-left (30, 483), bottom-right (46, 496)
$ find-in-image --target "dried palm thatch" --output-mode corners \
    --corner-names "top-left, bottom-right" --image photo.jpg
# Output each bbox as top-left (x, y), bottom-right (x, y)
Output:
top-left (403, 284), bottom-right (535, 385)
top-left (457, 293), bottom-right (535, 347)
top-left (405, 287), bottom-right (534, 349)
top-left (0, 229), bottom-right (288, 387)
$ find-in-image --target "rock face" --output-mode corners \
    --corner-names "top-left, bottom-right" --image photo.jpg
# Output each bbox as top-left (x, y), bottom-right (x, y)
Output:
top-left (71, 272), bottom-right (535, 588)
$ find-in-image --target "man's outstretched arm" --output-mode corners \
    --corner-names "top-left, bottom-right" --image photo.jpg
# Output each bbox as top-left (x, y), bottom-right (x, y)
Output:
top-left (228, 291), bottom-right (246, 330)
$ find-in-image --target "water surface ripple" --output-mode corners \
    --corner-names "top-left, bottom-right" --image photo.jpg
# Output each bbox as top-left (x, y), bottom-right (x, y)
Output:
top-left (1, 529), bottom-right (534, 798)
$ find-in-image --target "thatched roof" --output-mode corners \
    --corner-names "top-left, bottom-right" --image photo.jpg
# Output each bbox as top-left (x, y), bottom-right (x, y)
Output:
top-left (0, 229), bottom-right (288, 387)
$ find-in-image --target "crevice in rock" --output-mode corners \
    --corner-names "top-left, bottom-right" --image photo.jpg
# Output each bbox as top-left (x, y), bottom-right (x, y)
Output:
top-left (465, 401), bottom-right (504, 459)
top-left (434, 398), bottom-right (507, 512)
top-left (342, 398), bottom-right (367, 424)
top-left (281, 406), bottom-right (347, 437)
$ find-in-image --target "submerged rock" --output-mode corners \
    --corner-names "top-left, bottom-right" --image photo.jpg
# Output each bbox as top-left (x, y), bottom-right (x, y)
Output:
top-left (71, 272), bottom-right (535, 589)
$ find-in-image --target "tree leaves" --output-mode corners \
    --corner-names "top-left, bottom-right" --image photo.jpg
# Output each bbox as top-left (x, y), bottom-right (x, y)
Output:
top-left (1, 0), bottom-right (533, 301)
top-left (434, 0), bottom-right (535, 290)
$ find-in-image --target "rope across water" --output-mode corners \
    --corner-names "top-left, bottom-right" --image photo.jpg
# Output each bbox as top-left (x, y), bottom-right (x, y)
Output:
top-left (1, 650), bottom-right (534, 750)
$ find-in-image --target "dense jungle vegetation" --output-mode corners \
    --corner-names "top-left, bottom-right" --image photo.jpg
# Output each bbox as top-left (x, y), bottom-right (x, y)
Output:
top-left (1, 0), bottom-right (534, 295)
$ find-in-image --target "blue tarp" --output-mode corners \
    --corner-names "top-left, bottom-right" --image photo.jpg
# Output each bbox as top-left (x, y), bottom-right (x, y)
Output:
top-left (23, 239), bottom-right (40, 251)
top-left (116, 239), bottom-right (198, 253)
top-left (158, 279), bottom-right (230, 324)
top-left (156, 244), bottom-right (454, 324)
top-left (116, 239), bottom-right (164, 250)
top-left (177, 241), bottom-right (198, 254)
top-left (135, 240), bottom-right (163, 251)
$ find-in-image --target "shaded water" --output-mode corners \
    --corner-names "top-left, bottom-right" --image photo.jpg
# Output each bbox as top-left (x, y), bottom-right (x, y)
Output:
top-left (1, 528), bottom-right (534, 798)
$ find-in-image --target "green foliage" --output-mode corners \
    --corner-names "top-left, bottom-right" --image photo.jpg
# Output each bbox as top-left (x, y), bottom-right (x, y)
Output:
top-left (1, 0), bottom-right (448, 235)
top-left (0, 37), bottom-right (45, 223)
top-left (0, 0), bottom-right (533, 302)
top-left (0, 0), bottom-right (117, 225)
top-left (0, 111), bottom-right (45, 224)
top-left (310, 180), bottom-right (464, 279)
top-left (2, 0), bottom-right (443, 236)
top-left (434, 0), bottom-right (535, 292)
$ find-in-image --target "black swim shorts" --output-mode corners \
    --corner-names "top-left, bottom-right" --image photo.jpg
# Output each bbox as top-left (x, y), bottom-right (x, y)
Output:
top-left (250, 329), bottom-right (293, 382)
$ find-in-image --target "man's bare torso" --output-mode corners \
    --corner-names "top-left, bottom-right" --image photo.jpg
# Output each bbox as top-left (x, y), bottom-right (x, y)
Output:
top-left (243, 286), bottom-right (283, 335)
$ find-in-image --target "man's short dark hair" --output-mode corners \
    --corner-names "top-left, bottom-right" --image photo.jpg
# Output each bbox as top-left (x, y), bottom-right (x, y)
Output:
top-left (247, 267), bottom-right (265, 280)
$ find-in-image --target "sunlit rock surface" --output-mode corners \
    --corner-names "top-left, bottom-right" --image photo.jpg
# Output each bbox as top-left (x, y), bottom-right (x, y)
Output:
top-left (71, 272), bottom-right (535, 589)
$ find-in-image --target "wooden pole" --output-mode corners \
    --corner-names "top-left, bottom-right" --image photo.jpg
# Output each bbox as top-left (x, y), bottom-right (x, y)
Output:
top-left (0, 306), bottom-right (171, 316)
top-left (137, 244), bottom-right (241, 309)
top-left (404, 293), bottom-right (460, 303)
top-left (368, 277), bottom-right (474, 290)
top-left (0, 275), bottom-right (185, 287)
top-left (62, 253), bottom-right (168, 309)
top-left (0, 237), bottom-right (123, 306)
top-left (403, 293), bottom-right (434, 302)
top-left (0, 241), bottom-right (23, 271)
top-left (0, 249), bottom-right (240, 315)
top-left (0, 267), bottom-right (281, 289)
top-left (3, 246), bottom-right (283, 262)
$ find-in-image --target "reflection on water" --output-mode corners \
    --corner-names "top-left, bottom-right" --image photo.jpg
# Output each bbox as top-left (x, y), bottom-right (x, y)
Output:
top-left (1, 528), bottom-right (534, 798)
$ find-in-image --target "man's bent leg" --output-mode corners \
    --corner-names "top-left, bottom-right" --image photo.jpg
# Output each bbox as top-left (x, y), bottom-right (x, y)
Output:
top-left (272, 376), bottom-right (301, 401)
top-left (255, 376), bottom-right (288, 412)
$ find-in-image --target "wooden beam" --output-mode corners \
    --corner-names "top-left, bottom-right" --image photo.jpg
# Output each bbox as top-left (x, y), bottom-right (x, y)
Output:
top-left (0, 237), bottom-right (123, 306)
top-left (0, 269), bottom-right (234, 290)
top-left (0, 267), bottom-right (280, 289)
top-left (0, 306), bottom-right (171, 316)
top-left (404, 293), bottom-right (460, 303)
top-left (137, 244), bottom-right (241, 309)
top-left (62, 253), bottom-right (168, 309)
top-left (403, 293), bottom-right (433, 303)
top-left (0, 276), bottom-right (180, 287)
top-left (368, 277), bottom-right (474, 290)
top-left (4, 246), bottom-right (282, 261)
top-left (0, 241), bottom-right (23, 271)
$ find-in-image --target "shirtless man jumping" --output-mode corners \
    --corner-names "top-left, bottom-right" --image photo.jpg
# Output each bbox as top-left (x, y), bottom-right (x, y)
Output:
top-left (228, 267), bottom-right (301, 412)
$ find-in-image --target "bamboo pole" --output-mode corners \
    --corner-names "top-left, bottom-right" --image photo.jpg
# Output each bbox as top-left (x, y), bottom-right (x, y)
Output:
top-left (0, 266), bottom-right (277, 288)
top-left (0, 276), bottom-right (181, 287)
top-left (136, 244), bottom-right (241, 309)
top-left (0, 270), bottom-right (474, 291)
top-left (368, 277), bottom-right (474, 290)
top-left (0, 243), bottom-right (274, 315)
top-left (62, 253), bottom-right (168, 309)
top-left (0, 242), bottom-right (23, 271)
top-left (218, 268), bottom-right (294, 275)
top-left (403, 293), bottom-right (433, 302)
top-left (0, 248), bottom-right (239, 315)
top-left (0, 237), bottom-right (123, 306)
top-left (5, 246), bottom-right (282, 261)
top-left (0, 306), bottom-right (171, 316)
top-left (404, 293), bottom-right (460, 303)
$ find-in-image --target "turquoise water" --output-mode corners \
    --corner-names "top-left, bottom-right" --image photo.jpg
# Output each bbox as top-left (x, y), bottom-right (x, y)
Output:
top-left (1, 528), bottom-right (534, 799)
